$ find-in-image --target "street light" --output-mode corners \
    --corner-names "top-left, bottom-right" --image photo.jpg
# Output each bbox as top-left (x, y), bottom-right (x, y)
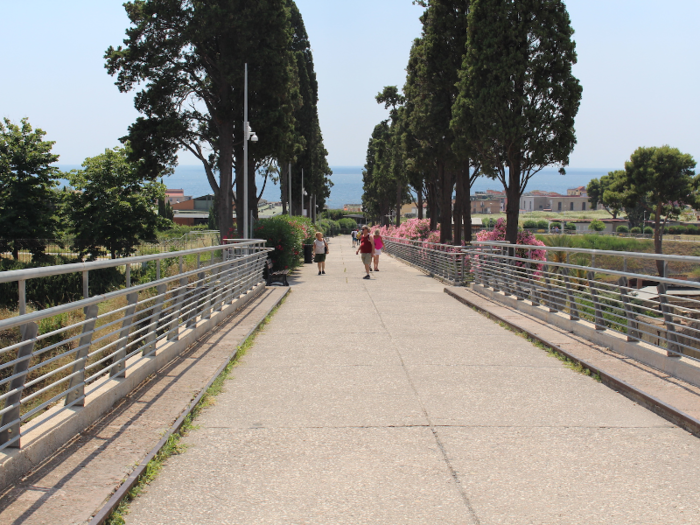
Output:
top-left (243, 63), bottom-right (258, 239)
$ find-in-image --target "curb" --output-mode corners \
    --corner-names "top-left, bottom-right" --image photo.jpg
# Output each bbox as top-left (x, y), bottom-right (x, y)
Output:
top-left (89, 287), bottom-right (290, 525)
top-left (444, 287), bottom-right (700, 439)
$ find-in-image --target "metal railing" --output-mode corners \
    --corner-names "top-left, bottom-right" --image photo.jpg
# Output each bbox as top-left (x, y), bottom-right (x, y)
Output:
top-left (0, 240), bottom-right (270, 451)
top-left (383, 237), bottom-right (467, 285)
top-left (469, 241), bottom-right (700, 364)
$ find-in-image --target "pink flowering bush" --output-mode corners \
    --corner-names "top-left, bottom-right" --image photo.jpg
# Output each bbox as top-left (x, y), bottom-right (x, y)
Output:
top-left (475, 218), bottom-right (546, 272)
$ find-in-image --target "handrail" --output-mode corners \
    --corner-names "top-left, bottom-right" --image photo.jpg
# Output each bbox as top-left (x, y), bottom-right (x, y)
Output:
top-left (0, 241), bottom-right (271, 451)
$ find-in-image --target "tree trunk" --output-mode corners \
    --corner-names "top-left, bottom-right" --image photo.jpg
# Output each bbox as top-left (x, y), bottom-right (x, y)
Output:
top-left (654, 201), bottom-right (664, 276)
top-left (504, 165), bottom-right (521, 245)
top-left (427, 181), bottom-right (438, 231)
top-left (417, 189), bottom-right (424, 220)
top-left (438, 163), bottom-right (454, 244)
top-left (219, 124), bottom-right (235, 240)
top-left (395, 183), bottom-right (401, 227)
top-left (453, 168), bottom-right (463, 246)
top-left (462, 165), bottom-right (473, 243)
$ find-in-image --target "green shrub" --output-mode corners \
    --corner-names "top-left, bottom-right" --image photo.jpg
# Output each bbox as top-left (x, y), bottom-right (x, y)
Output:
top-left (337, 218), bottom-right (357, 231)
top-left (668, 225), bottom-right (686, 235)
top-left (253, 215), bottom-right (312, 271)
top-left (321, 209), bottom-right (345, 221)
top-left (536, 220), bottom-right (549, 230)
top-left (630, 227), bottom-right (642, 233)
top-left (644, 226), bottom-right (654, 235)
top-left (523, 219), bottom-right (537, 229)
top-left (686, 225), bottom-right (698, 235)
top-left (616, 225), bottom-right (629, 233)
top-left (564, 222), bottom-right (577, 231)
top-left (541, 234), bottom-right (652, 252)
top-left (549, 222), bottom-right (561, 230)
top-left (589, 220), bottom-right (605, 232)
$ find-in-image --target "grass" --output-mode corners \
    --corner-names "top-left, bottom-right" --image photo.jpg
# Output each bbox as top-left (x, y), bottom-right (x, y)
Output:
top-left (484, 312), bottom-right (602, 382)
top-left (105, 292), bottom-right (288, 525)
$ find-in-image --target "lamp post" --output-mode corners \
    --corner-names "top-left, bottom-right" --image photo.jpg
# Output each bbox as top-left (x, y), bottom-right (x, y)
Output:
top-left (243, 63), bottom-right (258, 239)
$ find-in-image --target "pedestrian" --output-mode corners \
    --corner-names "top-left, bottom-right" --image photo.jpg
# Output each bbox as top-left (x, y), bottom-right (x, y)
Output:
top-left (351, 229), bottom-right (357, 247)
top-left (355, 226), bottom-right (375, 279)
top-left (313, 231), bottom-right (328, 275)
top-left (372, 229), bottom-right (383, 271)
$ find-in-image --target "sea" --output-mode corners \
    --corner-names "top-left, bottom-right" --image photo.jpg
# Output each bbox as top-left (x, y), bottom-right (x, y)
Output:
top-left (57, 165), bottom-right (614, 210)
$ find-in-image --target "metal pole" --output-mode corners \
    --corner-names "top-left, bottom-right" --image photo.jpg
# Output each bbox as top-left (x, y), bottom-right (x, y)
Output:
top-left (301, 168), bottom-right (304, 217)
top-left (243, 63), bottom-right (249, 239)
top-left (288, 162), bottom-right (292, 216)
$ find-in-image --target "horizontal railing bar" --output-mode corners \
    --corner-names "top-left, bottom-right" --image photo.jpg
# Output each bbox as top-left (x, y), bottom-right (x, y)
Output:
top-left (0, 249), bottom-right (271, 332)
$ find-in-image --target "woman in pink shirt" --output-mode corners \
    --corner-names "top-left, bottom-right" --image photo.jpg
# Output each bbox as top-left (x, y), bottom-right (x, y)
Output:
top-left (372, 229), bottom-right (383, 271)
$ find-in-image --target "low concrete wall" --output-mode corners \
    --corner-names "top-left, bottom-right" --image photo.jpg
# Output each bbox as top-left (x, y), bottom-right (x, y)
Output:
top-left (470, 283), bottom-right (700, 389)
top-left (0, 284), bottom-right (265, 490)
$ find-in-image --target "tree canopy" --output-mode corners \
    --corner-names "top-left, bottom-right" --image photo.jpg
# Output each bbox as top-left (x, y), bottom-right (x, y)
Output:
top-left (106, 0), bottom-right (301, 240)
top-left (587, 171), bottom-right (624, 219)
top-left (618, 145), bottom-right (699, 274)
top-left (66, 146), bottom-right (166, 259)
top-left (452, 0), bottom-right (582, 243)
top-left (0, 118), bottom-right (60, 259)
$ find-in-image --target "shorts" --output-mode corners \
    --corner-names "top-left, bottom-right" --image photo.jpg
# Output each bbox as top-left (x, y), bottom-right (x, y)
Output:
top-left (360, 253), bottom-right (372, 265)
top-left (374, 249), bottom-right (382, 256)
top-left (314, 253), bottom-right (326, 263)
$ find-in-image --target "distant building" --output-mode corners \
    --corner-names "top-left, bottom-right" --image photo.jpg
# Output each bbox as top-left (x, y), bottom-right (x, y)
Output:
top-left (567, 186), bottom-right (587, 197)
top-left (165, 188), bottom-right (192, 205)
top-left (471, 193), bottom-right (501, 214)
top-left (172, 194), bottom-right (216, 212)
top-left (549, 195), bottom-right (591, 213)
top-left (344, 204), bottom-right (362, 213)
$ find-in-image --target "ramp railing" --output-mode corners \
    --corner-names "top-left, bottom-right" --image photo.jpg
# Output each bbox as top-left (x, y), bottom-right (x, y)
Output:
top-left (0, 240), bottom-right (270, 451)
top-left (383, 237), bottom-right (467, 285)
top-left (468, 241), bottom-right (700, 364)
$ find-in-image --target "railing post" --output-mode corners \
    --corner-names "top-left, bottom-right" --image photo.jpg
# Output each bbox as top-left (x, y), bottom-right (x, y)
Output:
top-left (0, 322), bottom-right (38, 448)
top-left (167, 277), bottom-right (188, 341)
top-left (83, 270), bottom-right (89, 299)
top-left (587, 270), bottom-right (605, 330)
top-left (142, 284), bottom-right (167, 356)
top-left (65, 304), bottom-right (100, 406)
top-left (618, 276), bottom-right (640, 342)
top-left (544, 265), bottom-right (558, 312)
top-left (657, 262), bottom-right (681, 357)
top-left (562, 268), bottom-right (579, 320)
top-left (111, 292), bottom-right (139, 378)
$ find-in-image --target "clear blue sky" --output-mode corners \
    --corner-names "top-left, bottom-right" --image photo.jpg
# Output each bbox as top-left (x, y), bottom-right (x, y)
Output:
top-left (1, 1), bottom-right (698, 170)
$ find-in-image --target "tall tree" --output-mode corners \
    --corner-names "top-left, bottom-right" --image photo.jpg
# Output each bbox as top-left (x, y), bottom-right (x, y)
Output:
top-left (0, 118), bottom-right (60, 260)
top-left (362, 121), bottom-right (395, 225)
top-left (587, 171), bottom-right (624, 219)
top-left (67, 146), bottom-right (166, 260)
top-left (619, 145), bottom-right (699, 275)
top-left (106, 0), bottom-right (300, 240)
top-left (452, 0), bottom-right (582, 244)
top-left (283, 0), bottom-right (332, 220)
top-left (404, 1), bottom-right (473, 244)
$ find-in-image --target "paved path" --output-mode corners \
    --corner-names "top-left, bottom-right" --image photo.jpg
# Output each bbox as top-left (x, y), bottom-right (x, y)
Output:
top-left (127, 236), bottom-right (700, 524)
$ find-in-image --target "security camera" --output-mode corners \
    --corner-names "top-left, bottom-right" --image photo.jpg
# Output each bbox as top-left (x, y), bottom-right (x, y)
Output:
top-left (250, 133), bottom-right (258, 142)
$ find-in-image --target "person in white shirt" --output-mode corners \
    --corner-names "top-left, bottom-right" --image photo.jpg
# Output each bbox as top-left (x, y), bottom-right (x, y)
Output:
top-left (313, 232), bottom-right (329, 275)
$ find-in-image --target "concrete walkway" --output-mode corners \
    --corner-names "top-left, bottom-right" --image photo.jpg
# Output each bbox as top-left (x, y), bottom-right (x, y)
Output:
top-left (127, 236), bottom-right (700, 524)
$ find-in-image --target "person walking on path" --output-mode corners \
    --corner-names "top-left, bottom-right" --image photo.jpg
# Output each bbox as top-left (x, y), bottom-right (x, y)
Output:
top-left (313, 232), bottom-right (328, 275)
top-left (372, 229), bottom-right (383, 271)
top-left (351, 229), bottom-right (357, 247)
top-left (356, 226), bottom-right (375, 279)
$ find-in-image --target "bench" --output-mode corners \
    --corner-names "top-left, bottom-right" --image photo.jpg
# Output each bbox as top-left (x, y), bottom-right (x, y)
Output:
top-left (265, 259), bottom-right (290, 287)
